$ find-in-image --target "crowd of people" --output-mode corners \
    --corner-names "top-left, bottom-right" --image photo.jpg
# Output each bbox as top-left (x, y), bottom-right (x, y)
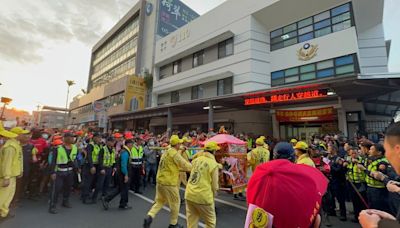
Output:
top-left (0, 120), bottom-right (400, 228)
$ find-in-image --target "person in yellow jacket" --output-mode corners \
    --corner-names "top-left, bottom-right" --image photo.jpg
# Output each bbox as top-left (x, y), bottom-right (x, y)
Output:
top-left (185, 141), bottom-right (220, 228)
top-left (0, 122), bottom-right (20, 220)
top-left (143, 135), bottom-right (192, 228)
top-left (178, 137), bottom-right (192, 187)
top-left (294, 141), bottom-right (315, 167)
top-left (247, 138), bottom-right (270, 172)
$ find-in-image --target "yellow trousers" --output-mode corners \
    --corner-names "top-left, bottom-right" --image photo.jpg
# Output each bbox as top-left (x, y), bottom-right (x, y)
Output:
top-left (186, 200), bottom-right (216, 228)
top-left (147, 184), bottom-right (180, 225)
top-left (0, 177), bottom-right (16, 218)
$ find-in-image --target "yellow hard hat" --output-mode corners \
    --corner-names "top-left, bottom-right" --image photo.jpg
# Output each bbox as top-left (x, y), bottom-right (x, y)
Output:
top-left (260, 136), bottom-right (266, 140)
top-left (294, 141), bottom-right (309, 151)
top-left (290, 138), bottom-right (298, 144)
top-left (170, 135), bottom-right (183, 146)
top-left (183, 136), bottom-right (192, 143)
top-left (256, 138), bottom-right (265, 146)
top-left (0, 121), bottom-right (18, 138)
top-left (204, 141), bottom-right (220, 152)
top-left (10, 127), bottom-right (30, 135)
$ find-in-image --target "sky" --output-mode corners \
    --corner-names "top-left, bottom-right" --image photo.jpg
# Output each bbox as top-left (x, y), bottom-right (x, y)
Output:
top-left (0, 0), bottom-right (398, 113)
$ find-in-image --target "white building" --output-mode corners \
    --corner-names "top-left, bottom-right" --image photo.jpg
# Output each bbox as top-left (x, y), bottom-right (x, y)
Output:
top-left (110, 0), bottom-right (400, 140)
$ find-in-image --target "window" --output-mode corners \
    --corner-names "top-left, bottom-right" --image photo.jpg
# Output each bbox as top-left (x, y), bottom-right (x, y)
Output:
top-left (172, 60), bottom-right (182, 74)
top-left (271, 54), bottom-right (358, 86)
top-left (217, 77), bottom-right (233, 96)
top-left (159, 65), bottom-right (168, 79)
top-left (193, 50), bottom-right (204, 67)
top-left (218, 38), bottom-right (234, 59)
top-left (270, 2), bottom-right (354, 51)
top-left (171, 91), bottom-right (179, 103)
top-left (191, 85), bottom-right (204, 100)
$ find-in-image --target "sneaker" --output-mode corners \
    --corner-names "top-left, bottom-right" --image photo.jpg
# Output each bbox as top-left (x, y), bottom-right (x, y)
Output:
top-left (118, 205), bottom-right (132, 210)
top-left (62, 201), bottom-right (72, 208)
top-left (143, 215), bottom-right (153, 228)
top-left (168, 224), bottom-right (184, 228)
top-left (48, 208), bottom-right (58, 214)
top-left (101, 197), bottom-right (109, 211)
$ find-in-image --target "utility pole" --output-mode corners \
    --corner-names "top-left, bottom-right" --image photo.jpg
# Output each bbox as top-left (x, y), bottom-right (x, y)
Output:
top-left (65, 80), bottom-right (75, 127)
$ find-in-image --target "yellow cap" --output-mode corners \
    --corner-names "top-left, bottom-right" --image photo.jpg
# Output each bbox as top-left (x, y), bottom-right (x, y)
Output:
top-left (0, 121), bottom-right (18, 138)
top-left (290, 139), bottom-right (298, 143)
top-left (170, 135), bottom-right (183, 146)
top-left (10, 127), bottom-right (30, 135)
top-left (256, 138), bottom-right (265, 145)
top-left (204, 141), bottom-right (220, 151)
top-left (294, 141), bottom-right (309, 151)
top-left (183, 136), bottom-right (192, 143)
top-left (319, 143), bottom-right (327, 150)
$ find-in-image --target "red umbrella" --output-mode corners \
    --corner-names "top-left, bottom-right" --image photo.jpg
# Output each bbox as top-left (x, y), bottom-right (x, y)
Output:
top-left (200, 134), bottom-right (246, 145)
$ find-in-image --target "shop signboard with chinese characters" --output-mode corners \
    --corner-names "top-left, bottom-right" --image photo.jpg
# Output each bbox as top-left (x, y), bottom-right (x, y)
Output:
top-left (244, 89), bottom-right (329, 106)
top-left (125, 75), bottom-right (146, 111)
top-left (276, 107), bottom-right (335, 123)
top-left (157, 0), bottom-right (199, 37)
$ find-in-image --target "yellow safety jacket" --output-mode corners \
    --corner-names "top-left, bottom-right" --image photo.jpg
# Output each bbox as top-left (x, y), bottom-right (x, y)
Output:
top-left (0, 138), bottom-right (23, 178)
top-left (56, 145), bottom-right (78, 171)
top-left (157, 147), bottom-right (192, 186)
top-left (103, 146), bottom-right (116, 168)
top-left (186, 152), bottom-right (219, 205)
top-left (90, 142), bottom-right (101, 165)
top-left (296, 153), bottom-right (316, 168)
top-left (346, 157), bottom-right (366, 183)
top-left (247, 146), bottom-right (270, 172)
top-left (130, 146), bottom-right (143, 166)
top-left (365, 157), bottom-right (388, 188)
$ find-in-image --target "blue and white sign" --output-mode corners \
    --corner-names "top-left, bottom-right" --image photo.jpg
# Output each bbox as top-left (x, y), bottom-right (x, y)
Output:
top-left (157, 0), bottom-right (199, 37)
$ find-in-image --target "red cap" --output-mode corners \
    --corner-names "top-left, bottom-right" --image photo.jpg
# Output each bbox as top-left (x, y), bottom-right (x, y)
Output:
top-left (52, 139), bottom-right (63, 146)
top-left (246, 160), bottom-right (328, 228)
top-left (114, 133), bottom-right (123, 138)
top-left (124, 132), bottom-right (134, 140)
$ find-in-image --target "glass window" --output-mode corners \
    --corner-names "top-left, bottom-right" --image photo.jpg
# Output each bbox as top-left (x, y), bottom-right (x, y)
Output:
top-left (285, 76), bottom-right (299, 83)
top-left (298, 17), bottom-right (313, 28)
top-left (285, 67), bottom-right (298, 76)
top-left (315, 27), bottom-right (331, 38)
top-left (317, 69), bottom-right (335, 78)
top-left (271, 29), bottom-right (283, 38)
top-left (271, 42), bottom-right (284, 51)
top-left (298, 25), bottom-right (313, 35)
top-left (314, 11), bottom-right (330, 22)
top-left (283, 38), bottom-right (297, 47)
top-left (172, 60), bottom-right (182, 74)
top-left (191, 85), bottom-right (203, 100)
top-left (218, 38), bottom-right (234, 59)
top-left (300, 72), bottom-right (316, 81)
top-left (332, 20), bottom-right (351, 32)
top-left (314, 19), bottom-right (331, 30)
top-left (271, 71), bottom-right (285, 79)
top-left (300, 64), bottom-right (315, 73)
top-left (281, 31), bottom-right (297, 40)
top-left (272, 36), bottom-right (284, 44)
top-left (336, 64), bottom-right (355, 74)
top-left (223, 77), bottom-right (233, 95)
top-left (332, 3), bottom-right (350, 17)
top-left (171, 91), bottom-right (179, 103)
top-left (299, 32), bottom-right (314, 43)
top-left (317, 60), bottom-right (334, 70)
top-left (283, 23), bottom-right (297, 33)
top-left (335, 55), bottom-right (353, 66)
top-left (193, 50), bottom-right (204, 67)
top-left (332, 12), bottom-right (351, 24)
top-left (272, 78), bottom-right (285, 86)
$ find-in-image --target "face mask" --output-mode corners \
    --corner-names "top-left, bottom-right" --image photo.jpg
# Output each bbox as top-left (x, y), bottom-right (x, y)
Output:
top-left (0, 139), bottom-right (4, 145)
top-left (42, 134), bottom-right (49, 140)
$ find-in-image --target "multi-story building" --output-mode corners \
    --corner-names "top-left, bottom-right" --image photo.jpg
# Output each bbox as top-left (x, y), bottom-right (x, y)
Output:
top-left (33, 110), bottom-right (66, 129)
top-left (110, 0), bottom-right (400, 139)
top-left (69, 0), bottom-right (199, 130)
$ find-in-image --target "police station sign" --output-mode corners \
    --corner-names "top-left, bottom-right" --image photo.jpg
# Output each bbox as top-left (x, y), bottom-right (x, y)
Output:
top-left (244, 89), bottom-right (329, 106)
top-left (157, 0), bottom-right (199, 37)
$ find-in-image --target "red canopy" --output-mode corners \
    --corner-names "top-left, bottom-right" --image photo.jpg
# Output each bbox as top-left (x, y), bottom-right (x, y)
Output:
top-left (201, 134), bottom-right (246, 145)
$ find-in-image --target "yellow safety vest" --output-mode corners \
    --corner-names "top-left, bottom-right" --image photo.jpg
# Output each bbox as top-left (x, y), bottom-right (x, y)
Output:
top-left (90, 142), bottom-right (101, 164)
top-left (157, 147), bottom-right (181, 186)
top-left (346, 157), bottom-right (366, 183)
top-left (130, 146), bottom-right (143, 166)
top-left (365, 157), bottom-right (388, 188)
top-left (56, 145), bottom-right (78, 171)
top-left (0, 138), bottom-right (23, 178)
top-left (103, 146), bottom-right (116, 168)
top-left (186, 152), bottom-right (218, 205)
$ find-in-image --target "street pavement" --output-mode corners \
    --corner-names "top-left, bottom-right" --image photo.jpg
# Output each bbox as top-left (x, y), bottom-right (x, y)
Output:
top-left (1, 185), bottom-right (360, 228)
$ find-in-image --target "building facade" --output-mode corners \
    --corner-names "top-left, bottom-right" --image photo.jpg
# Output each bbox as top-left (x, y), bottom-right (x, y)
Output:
top-left (69, 0), bottom-right (199, 129)
top-left (110, 0), bottom-right (399, 139)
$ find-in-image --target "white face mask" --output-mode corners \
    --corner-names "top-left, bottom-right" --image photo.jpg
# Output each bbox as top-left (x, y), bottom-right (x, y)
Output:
top-left (0, 138), bottom-right (4, 146)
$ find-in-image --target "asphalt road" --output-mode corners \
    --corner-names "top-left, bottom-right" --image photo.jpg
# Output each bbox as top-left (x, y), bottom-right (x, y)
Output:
top-left (1, 185), bottom-right (360, 228)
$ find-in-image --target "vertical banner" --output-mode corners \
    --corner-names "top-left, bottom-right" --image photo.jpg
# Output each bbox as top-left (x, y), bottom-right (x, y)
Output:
top-left (125, 75), bottom-right (146, 111)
